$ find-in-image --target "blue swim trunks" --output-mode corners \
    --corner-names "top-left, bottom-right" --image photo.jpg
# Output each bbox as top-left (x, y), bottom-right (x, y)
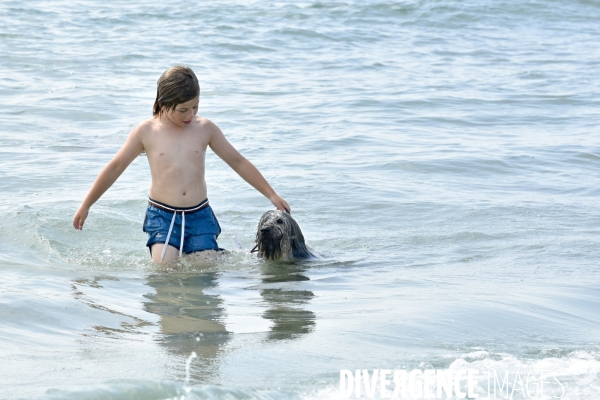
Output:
top-left (143, 198), bottom-right (222, 256)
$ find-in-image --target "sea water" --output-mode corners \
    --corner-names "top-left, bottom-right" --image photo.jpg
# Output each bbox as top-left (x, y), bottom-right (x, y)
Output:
top-left (1, 0), bottom-right (599, 399)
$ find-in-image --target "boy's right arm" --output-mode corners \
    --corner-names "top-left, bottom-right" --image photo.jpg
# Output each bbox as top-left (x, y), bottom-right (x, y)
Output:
top-left (73, 126), bottom-right (145, 230)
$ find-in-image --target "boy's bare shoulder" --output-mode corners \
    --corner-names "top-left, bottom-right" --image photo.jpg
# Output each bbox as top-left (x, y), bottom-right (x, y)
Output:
top-left (127, 118), bottom-right (161, 147)
top-left (134, 117), bottom-right (159, 134)
top-left (198, 116), bottom-right (223, 136)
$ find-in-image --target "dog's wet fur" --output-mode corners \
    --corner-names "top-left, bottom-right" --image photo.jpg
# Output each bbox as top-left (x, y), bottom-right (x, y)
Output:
top-left (254, 210), bottom-right (315, 261)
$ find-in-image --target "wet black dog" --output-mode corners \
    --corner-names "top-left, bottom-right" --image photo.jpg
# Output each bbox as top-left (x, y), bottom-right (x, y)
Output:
top-left (253, 210), bottom-right (315, 261)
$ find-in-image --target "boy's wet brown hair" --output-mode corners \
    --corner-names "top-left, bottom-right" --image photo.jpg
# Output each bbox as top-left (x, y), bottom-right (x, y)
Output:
top-left (152, 66), bottom-right (200, 117)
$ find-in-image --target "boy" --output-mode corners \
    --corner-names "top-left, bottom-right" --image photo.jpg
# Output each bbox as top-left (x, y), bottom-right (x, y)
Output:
top-left (73, 66), bottom-right (290, 264)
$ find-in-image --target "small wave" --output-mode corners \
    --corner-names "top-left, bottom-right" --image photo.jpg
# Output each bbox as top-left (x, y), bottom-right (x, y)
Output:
top-left (272, 28), bottom-right (337, 41)
top-left (447, 348), bottom-right (600, 399)
top-left (41, 380), bottom-right (302, 400)
top-left (215, 42), bottom-right (276, 53)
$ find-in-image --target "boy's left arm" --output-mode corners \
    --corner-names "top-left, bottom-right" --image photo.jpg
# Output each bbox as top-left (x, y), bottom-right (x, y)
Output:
top-left (208, 124), bottom-right (290, 212)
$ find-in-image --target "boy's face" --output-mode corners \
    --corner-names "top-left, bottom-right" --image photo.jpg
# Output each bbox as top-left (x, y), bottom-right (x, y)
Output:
top-left (164, 96), bottom-right (199, 128)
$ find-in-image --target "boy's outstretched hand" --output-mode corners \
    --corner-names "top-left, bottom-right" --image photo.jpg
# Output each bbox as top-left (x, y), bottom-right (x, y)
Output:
top-left (270, 194), bottom-right (291, 214)
top-left (73, 207), bottom-right (89, 230)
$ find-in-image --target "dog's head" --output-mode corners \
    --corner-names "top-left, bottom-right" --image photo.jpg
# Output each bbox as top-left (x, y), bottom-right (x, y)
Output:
top-left (254, 210), bottom-right (314, 261)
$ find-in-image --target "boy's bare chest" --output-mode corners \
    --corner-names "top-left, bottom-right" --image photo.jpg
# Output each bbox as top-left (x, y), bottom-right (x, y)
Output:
top-left (144, 129), bottom-right (209, 165)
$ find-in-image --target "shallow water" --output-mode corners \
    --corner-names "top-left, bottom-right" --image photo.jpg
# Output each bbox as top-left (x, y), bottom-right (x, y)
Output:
top-left (1, 0), bottom-right (599, 399)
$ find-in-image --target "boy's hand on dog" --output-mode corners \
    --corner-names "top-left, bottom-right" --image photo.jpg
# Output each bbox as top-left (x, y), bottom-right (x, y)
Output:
top-left (270, 194), bottom-right (291, 214)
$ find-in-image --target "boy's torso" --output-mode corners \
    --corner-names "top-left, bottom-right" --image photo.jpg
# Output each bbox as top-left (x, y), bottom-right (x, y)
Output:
top-left (140, 116), bottom-right (211, 208)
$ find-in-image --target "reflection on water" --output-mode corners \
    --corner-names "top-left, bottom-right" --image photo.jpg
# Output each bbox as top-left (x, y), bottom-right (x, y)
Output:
top-left (144, 272), bottom-right (229, 381)
top-left (260, 263), bottom-right (316, 341)
top-left (70, 262), bottom-right (317, 384)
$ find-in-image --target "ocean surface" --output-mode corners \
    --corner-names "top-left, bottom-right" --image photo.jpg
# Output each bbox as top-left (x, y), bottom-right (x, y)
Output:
top-left (1, 0), bottom-right (599, 399)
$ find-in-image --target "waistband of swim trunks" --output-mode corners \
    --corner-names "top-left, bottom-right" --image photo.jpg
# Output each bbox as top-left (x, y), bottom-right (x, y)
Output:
top-left (148, 197), bottom-right (209, 214)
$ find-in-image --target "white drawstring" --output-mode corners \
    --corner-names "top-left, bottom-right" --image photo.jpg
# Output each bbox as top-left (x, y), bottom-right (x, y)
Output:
top-left (160, 210), bottom-right (186, 262)
top-left (161, 211), bottom-right (177, 262)
top-left (179, 211), bottom-right (185, 258)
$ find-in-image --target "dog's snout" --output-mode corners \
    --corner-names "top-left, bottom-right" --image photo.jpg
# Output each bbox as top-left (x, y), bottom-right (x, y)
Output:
top-left (260, 227), bottom-right (271, 233)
